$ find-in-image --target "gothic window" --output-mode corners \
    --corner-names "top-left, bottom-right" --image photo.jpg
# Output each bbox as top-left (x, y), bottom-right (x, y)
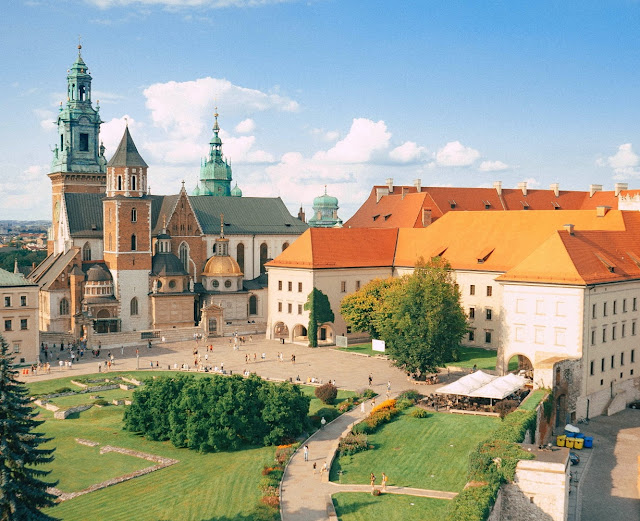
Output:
top-left (82, 242), bottom-right (91, 261)
top-left (237, 243), bottom-right (245, 274)
top-left (260, 243), bottom-right (268, 274)
top-left (130, 297), bottom-right (139, 316)
top-left (282, 242), bottom-right (289, 252)
top-left (131, 175), bottom-right (137, 191)
top-left (249, 295), bottom-right (257, 315)
top-left (179, 243), bottom-right (189, 272)
top-left (59, 298), bottom-right (70, 316)
top-left (118, 176), bottom-right (122, 191)
top-left (131, 208), bottom-right (137, 222)
top-left (131, 234), bottom-right (137, 251)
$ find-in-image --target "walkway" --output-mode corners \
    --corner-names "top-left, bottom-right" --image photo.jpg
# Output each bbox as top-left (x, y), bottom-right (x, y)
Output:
top-left (280, 394), bottom-right (458, 521)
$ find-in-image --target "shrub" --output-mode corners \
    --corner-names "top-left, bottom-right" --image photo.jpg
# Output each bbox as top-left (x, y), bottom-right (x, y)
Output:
top-left (362, 388), bottom-right (376, 399)
top-left (54, 387), bottom-right (74, 394)
top-left (371, 488), bottom-right (381, 496)
top-left (371, 399), bottom-right (396, 414)
top-left (93, 399), bottom-right (109, 406)
top-left (337, 398), bottom-right (353, 413)
top-left (410, 408), bottom-right (430, 418)
top-left (396, 398), bottom-right (413, 411)
top-left (274, 443), bottom-right (297, 465)
top-left (338, 432), bottom-right (370, 456)
top-left (351, 422), bottom-right (372, 435)
top-left (397, 389), bottom-right (421, 402)
top-left (315, 382), bottom-right (338, 404)
top-left (260, 495), bottom-right (280, 508)
top-left (495, 399), bottom-right (518, 419)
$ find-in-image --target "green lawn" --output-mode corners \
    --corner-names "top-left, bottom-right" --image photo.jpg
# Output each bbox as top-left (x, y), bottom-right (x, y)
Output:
top-left (301, 386), bottom-right (357, 416)
top-left (337, 343), bottom-right (380, 357)
top-left (48, 388), bottom-right (134, 409)
top-left (331, 409), bottom-right (498, 492)
top-left (333, 493), bottom-right (452, 521)
top-left (445, 347), bottom-right (518, 372)
top-left (518, 389), bottom-right (547, 411)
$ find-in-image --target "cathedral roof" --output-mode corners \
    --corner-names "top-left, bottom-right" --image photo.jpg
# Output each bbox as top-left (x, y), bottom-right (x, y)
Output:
top-left (86, 264), bottom-right (112, 282)
top-left (65, 193), bottom-right (104, 237)
top-left (107, 126), bottom-right (148, 168)
top-left (203, 256), bottom-right (243, 276)
top-left (151, 253), bottom-right (189, 276)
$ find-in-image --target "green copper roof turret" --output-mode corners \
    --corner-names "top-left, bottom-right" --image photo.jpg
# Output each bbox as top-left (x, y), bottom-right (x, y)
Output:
top-left (193, 109), bottom-right (235, 197)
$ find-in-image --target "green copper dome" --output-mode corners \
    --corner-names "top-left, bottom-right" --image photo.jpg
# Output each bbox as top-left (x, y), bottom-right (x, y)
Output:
top-left (192, 109), bottom-right (233, 196)
top-left (230, 183), bottom-right (242, 197)
top-left (308, 186), bottom-right (342, 228)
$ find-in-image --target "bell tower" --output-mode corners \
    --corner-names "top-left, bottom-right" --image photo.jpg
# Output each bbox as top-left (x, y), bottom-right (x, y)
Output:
top-left (103, 125), bottom-right (151, 331)
top-left (48, 44), bottom-right (107, 254)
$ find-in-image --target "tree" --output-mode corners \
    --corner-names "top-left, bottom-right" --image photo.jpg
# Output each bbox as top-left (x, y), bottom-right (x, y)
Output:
top-left (304, 288), bottom-right (334, 347)
top-left (340, 277), bottom-right (397, 339)
top-left (378, 257), bottom-right (467, 374)
top-left (0, 335), bottom-right (58, 521)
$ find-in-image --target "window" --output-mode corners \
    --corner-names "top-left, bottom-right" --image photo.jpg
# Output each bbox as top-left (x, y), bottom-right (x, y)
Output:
top-left (632, 349), bottom-right (635, 363)
top-left (130, 297), bottom-right (139, 316)
top-left (612, 325), bottom-right (617, 340)
top-left (236, 243), bottom-right (245, 274)
top-left (555, 328), bottom-right (565, 346)
top-left (592, 304), bottom-right (596, 319)
top-left (622, 323), bottom-right (626, 338)
top-left (224, 280), bottom-right (232, 288)
top-left (249, 295), bottom-right (257, 315)
top-left (486, 286), bottom-right (492, 297)
top-left (298, 304), bottom-right (302, 315)
top-left (516, 299), bottom-right (525, 313)
top-left (356, 280), bottom-right (361, 291)
top-left (633, 321), bottom-right (637, 336)
top-left (298, 282), bottom-right (303, 293)
top-left (179, 243), bottom-right (189, 272)
top-left (282, 242), bottom-right (289, 252)
top-left (611, 355), bottom-right (615, 369)
top-left (613, 301), bottom-right (617, 315)
top-left (341, 281), bottom-right (347, 293)
top-left (20, 319), bottom-right (27, 330)
top-left (591, 329), bottom-right (596, 345)
top-left (82, 242), bottom-right (91, 261)
top-left (287, 303), bottom-right (292, 314)
top-left (602, 327), bottom-right (607, 343)
top-left (535, 327), bottom-right (544, 344)
top-left (79, 133), bottom-right (89, 151)
top-left (590, 361), bottom-right (594, 376)
top-left (259, 243), bottom-right (268, 274)
top-left (278, 302), bottom-right (282, 312)
top-left (603, 302), bottom-right (608, 316)
top-left (288, 281), bottom-right (292, 292)
top-left (131, 175), bottom-right (137, 191)
top-left (212, 280), bottom-right (219, 288)
top-left (278, 281), bottom-right (283, 291)
top-left (601, 358), bottom-right (605, 372)
top-left (634, 297), bottom-right (638, 311)
top-left (486, 309), bottom-right (492, 320)
top-left (131, 234), bottom-right (137, 251)
top-left (515, 326), bottom-right (524, 342)
top-left (623, 299), bottom-right (627, 312)
top-left (556, 301), bottom-right (565, 317)
top-left (468, 330), bottom-right (475, 341)
top-left (4, 320), bottom-right (11, 331)
top-left (485, 331), bottom-right (492, 344)
top-left (621, 352), bottom-right (625, 366)
top-left (59, 298), bottom-right (69, 316)
top-left (346, 326), bottom-right (352, 334)
top-left (13, 343), bottom-right (20, 354)
top-left (470, 285), bottom-right (476, 296)
top-left (117, 175), bottom-right (122, 191)
top-left (131, 208), bottom-right (137, 222)
top-left (20, 296), bottom-right (26, 307)
top-left (536, 300), bottom-right (544, 315)
top-left (4, 297), bottom-right (10, 307)
top-left (469, 307), bottom-right (475, 319)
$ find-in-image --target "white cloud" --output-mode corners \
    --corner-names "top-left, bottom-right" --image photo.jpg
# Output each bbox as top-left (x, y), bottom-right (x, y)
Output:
top-left (313, 118), bottom-right (391, 163)
top-left (435, 141), bottom-right (480, 167)
top-left (605, 143), bottom-right (640, 177)
top-left (478, 160), bottom-right (509, 172)
top-left (235, 118), bottom-right (255, 134)
top-left (100, 115), bottom-right (142, 157)
top-left (220, 133), bottom-right (275, 163)
top-left (389, 141), bottom-right (427, 163)
top-left (0, 164), bottom-right (51, 220)
top-left (518, 177), bottom-right (540, 189)
top-left (87, 0), bottom-right (295, 8)
top-left (34, 109), bottom-right (57, 131)
top-left (324, 130), bottom-right (340, 142)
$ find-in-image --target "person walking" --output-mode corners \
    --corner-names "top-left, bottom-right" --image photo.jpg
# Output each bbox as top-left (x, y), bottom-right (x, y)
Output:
top-left (381, 472), bottom-right (388, 492)
top-left (368, 374), bottom-right (373, 386)
top-left (370, 473), bottom-right (376, 490)
top-left (303, 444), bottom-right (309, 462)
top-left (361, 401), bottom-right (366, 414)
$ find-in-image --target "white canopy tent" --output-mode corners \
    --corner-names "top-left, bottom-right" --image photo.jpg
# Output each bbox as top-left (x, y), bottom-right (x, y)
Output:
top-left (436, 371), bottom-right (526, 400)
top-left (435, 371), bottom-right (496, 396)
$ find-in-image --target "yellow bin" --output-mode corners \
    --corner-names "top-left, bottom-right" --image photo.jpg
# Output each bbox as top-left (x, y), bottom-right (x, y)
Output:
top-left (574, 438), bottom-right (584, 450)
top-left (565, 437), bottom-right (575, 449)
top-left (556, 435), bottom-right (566, 447)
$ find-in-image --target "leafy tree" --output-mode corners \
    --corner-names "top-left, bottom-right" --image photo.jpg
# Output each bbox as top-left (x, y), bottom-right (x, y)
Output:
top-left (0, 250), bottom-right (47, 274)
top-left (340, 277), bottom-right (397, 338)
top-left (0, 335), bottom-right (58, 521)
top-left (378, 257), bottom-right (467, 374)
top-left (304, 288), bottom-right (335, 347)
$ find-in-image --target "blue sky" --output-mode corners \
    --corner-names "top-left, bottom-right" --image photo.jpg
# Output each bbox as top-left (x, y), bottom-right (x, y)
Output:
top-left (3, 0), bottom-right (640, 220)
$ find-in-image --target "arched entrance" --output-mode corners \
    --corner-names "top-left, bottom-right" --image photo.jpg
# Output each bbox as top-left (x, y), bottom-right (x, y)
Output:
top-left (274, 322), bottom-right (289, 339)
top-left (293, 324), bottom-right (308, 342)
top-left (507, 354), bottom-right (533, 377)
top-left (318, 323), bottom-right (334, 344)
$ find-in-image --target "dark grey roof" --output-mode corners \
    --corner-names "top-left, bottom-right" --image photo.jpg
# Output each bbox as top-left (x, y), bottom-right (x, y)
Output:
top-left (243, 273), bottom-right (268, 290)
top-left (65, 192), bottom-right (104, 237)
top-left (107, 127), bottom-right (148, 168)
top-left (29, 252), bottom-right (61, 282)
top-left (35, 249), bottom-right (78, 290)
top-left (86, 264), bottom-right (112, 282)
top-left (151, 253), bottom-right (188, 276)
top-left (150, 194), bottom-right (178, 235)
top-left (189, 196), bottom-right (308, 235)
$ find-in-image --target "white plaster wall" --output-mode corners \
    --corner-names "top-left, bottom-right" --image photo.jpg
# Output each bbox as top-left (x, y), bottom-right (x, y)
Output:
top-left (0, 284), bottom-right (39, 364)
top-left (112, 270), bottom-right (150, 331)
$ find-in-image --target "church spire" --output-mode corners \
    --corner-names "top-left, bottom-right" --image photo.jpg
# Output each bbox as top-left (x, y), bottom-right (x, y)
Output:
top-left (193, 107), bottom-right (234, 196)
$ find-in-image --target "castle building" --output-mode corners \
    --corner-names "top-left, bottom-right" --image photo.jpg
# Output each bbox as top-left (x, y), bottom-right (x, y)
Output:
top-left (30, 47), bottom-right (307, 342)
top-left (0, 268), bottom-right (39, 364)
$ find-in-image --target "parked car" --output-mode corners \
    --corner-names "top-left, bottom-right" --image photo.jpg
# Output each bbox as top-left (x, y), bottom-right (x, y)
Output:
top-left (569, 452), bottom-right (580, 465)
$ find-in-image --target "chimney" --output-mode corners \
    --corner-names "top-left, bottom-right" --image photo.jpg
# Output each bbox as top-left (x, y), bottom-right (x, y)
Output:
top-left (414, 178), bottom-right (422, 192)
top-left (518, 181), bottom-right (528, 196)
top-left (589, 184), bottom-right (602, 197)
top-left (615, 182), bottom-right (628, 197)
top-left (493, 180), bottom-right (502, 196)
top-left (422, 208), bottom-right (432, 227)
top-left (550, 182), bottom-right (560, 197)
top-left (564, 224), bottom-right (575, 235)
top-left (386, 178), bottom-right (394, 193)
top-left (596, 205), bottom-right (611, 217)
top-left (376, 187), bottom-right (389, 203)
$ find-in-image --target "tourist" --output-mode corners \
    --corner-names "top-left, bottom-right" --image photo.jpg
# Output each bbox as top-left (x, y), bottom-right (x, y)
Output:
top-left (361, 401), bottom-right (365, 414)
top-left (381, 472), bottom-right (388, 491)
top-left (368, 374), bottom-right (373, 386)
top-left (303, 445), bottom-right (309, 461)
top-left (370, 473), bottom-right (376, 489)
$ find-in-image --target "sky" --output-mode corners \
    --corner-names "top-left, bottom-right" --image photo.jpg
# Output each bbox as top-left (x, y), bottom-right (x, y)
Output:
top-left (3, 0), bottom-right (640, 221)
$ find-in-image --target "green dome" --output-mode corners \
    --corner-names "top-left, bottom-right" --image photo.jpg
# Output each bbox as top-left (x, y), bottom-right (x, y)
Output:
top-left (231, 183), bottom-right (242, 197)
top-left (313, 192), bottom-right (338, 208)
top-left (193, 184), bottom-right (201, 196)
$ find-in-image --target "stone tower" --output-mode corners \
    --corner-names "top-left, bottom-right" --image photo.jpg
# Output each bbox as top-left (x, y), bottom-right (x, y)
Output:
top-left (103, 125), bottom-right (151, 331)
top-left (48, 44), bottom-right (107, 254)
top-left (192, 110), bottom-right (235, 196)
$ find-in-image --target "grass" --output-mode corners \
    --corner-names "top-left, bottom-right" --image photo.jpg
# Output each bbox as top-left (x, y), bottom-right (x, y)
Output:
top-left (332, 493), bottom-right (452, 521)
top-left (301, 386), bottom-right (357, 416)
top-left (331, 409), bottom-right (498, 492)
top-left (444, 347), bottom-right (518, 372)
top-left (337, 343), bottom-right (382, 357)
top-left (48, 388), bottom-right (134, 409)
top-left (518, 388), bottom-right (547, 411)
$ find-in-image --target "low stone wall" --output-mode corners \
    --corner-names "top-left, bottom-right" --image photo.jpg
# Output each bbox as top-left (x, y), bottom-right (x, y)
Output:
top-left (54, 404), bottom-right (93, 419)
top-left (121, 376), bottom-right (142, 386)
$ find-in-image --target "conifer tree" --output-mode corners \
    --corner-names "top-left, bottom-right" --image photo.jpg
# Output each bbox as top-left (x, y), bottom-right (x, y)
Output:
top-left (0, 335), bottom-right (58, 521)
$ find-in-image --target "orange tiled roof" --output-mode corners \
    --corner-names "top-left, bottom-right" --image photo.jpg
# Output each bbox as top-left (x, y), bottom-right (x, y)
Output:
top-left (266, 227), bottom-right (399, 269)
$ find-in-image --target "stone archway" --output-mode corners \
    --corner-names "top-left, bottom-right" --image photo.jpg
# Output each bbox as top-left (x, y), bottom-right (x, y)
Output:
top-left (317, 323), bottom-right (334, 345)
top-left (293, 324), bottom-right (308, 342)
top-left (274, 322), bottom-right (289, 339)
top-left (506, 353), bottom-right (533, 377)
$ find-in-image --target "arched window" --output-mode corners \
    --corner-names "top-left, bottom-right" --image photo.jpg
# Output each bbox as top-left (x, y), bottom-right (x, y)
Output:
top-left (282, 242), bottom-right (289, 252)
top-left (131, 208), bottom-right (137, 222)
top-left (82, 242), bottom-right (91, 261)
top-left (59, 298), bottom-right (70, 316)
top-left (249, 295), bottom-right (257, 315)
top-left (237, 243), bottom-right (245, 274)
top-left (179, 243), bottom-right (189, 272)
top-left (130, 297), bottom-right (139, 316)
top-left (260, 243), bottom-right (268, 274)
top-left (131, 234), bottom-right (137, 251)
top-left (131, 175), bottom-right (137, 191)
top-left (117, 175), bottom-right (122, 191)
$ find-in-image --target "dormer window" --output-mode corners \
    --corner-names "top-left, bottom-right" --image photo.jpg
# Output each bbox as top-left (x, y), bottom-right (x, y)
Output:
top-left (384, 214), bottom-right (392, 221)
top-left (372, 214), bottom-right (380, 221)
top-left (449, 200), bottom-right (457, 209)
top-left (552, 201), bottom-right (560, 210)
top-left (483, 200), bottom-right (491, 209)
top-left (521, 201), bottom-right (530, 209)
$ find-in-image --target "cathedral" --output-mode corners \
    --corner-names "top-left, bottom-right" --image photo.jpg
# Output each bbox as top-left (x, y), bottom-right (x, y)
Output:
top-left (30, 46), bottom-right (308, 341)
